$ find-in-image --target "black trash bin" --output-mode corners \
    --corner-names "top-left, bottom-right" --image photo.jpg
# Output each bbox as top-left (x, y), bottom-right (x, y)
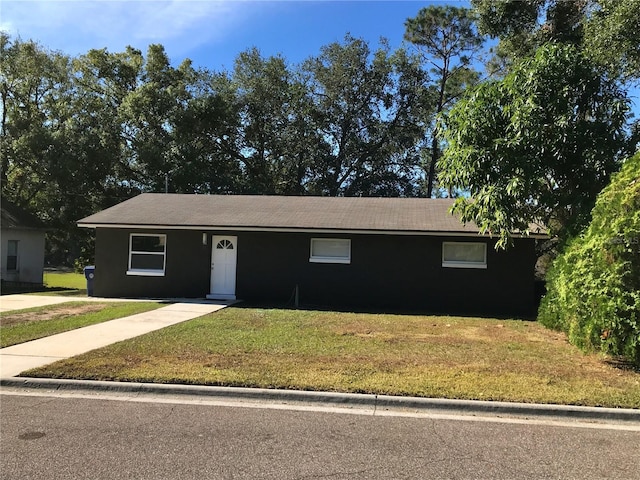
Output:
top-left (84, 266), bottom-right (95, 297)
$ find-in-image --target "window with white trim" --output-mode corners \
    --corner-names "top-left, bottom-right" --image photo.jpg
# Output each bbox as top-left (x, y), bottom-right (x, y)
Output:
top-left (310, 238), bottom-right (351, 264)
top-left (442, 242), bottom-right (487, 269)
top-left (127, 234), bottom-right (166, 276)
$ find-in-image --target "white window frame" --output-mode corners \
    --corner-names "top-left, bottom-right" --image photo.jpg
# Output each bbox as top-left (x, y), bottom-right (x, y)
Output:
top-left (309, 238), bottom-right (351, 264)
top-left (442, 241), bottom-right (487, 269)
top-left (127, 233), bottom-right (167, 276)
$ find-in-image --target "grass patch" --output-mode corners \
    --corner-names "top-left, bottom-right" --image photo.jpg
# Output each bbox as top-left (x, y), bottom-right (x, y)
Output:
top-left (43, 271), bottom-right (86, 290)
top-left (0, 301), bottom-right (162, 347)
top-left (24, 308), bottom-right (640, 408)
top-left (36, 271), bottom-right (88, 296)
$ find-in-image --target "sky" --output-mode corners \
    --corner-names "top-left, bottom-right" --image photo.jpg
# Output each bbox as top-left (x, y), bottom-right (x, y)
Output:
top-left (0, 0), bottom-right (449, 72)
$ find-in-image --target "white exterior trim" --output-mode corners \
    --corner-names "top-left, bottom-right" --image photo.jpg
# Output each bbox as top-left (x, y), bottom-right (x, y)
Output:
top-left (309, 238), bottom-right (351, 264)
top-left (442, 241), bottom-right (488, 269)
top-left (126, 269), bottom-right (165, 277)
top-left (78, 223), bottom-right (548, 239)
top-left (127, 233), bottom-right (166, 276)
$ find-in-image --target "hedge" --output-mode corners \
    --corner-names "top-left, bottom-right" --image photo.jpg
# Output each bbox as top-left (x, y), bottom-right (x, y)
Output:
top-left (538, 152), bottom-right (640, 365)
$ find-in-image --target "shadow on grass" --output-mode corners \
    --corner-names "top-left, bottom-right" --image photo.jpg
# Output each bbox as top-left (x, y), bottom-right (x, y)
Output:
top-left (231, 300), bottom-right (538, 322)
top-left (604, 357), bottom-right (640, 373)
top-left (41, 287), bottom-right (88, 297)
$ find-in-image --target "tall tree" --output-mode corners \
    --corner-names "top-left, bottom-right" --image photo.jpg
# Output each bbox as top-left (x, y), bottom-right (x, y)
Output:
top-left (0, 34), bottom-right (70, 207)
top-left (473, 0), bottom-right (640, 83)
top-left (232, 48), bottom-right (316, 194)
top-left (118, 44), bottom-right (197, 192)
top-left (472, 0), bottom-right (589, 74)
top-left (404, 5), bottom-right (484, 197)
top-left (70, 46), bottom-right (144, 199)
top-left (302, 35), bottom-right (424, 197)
top-left (169, 69), bottom-right (244, 194)
top-left (437, 43), bottom-right (631, 249)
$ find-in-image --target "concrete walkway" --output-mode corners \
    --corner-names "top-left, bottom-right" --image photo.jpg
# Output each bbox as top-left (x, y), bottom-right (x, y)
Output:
top-left (0, 300), bottom-right (230, 378)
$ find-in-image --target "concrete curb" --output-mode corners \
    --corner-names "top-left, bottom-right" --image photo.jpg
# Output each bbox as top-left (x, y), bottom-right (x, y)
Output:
top-left (2, 377), bottom-right (639, 423)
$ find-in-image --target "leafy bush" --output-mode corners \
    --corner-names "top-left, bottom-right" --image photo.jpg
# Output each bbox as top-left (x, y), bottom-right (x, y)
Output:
top-left (538, 152), bottom-right (640, 365)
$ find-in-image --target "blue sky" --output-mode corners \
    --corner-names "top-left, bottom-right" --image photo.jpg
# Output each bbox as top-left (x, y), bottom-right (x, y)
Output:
top-left (1, 0), bottom-right (449, 71)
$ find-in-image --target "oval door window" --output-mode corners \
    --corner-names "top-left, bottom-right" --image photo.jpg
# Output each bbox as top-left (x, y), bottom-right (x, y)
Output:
top-left (216, 239), bottom-right (234, 249)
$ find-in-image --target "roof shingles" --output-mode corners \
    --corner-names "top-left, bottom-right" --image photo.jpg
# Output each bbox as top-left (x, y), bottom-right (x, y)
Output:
top-left (78, 193), bottom-right (481, 234)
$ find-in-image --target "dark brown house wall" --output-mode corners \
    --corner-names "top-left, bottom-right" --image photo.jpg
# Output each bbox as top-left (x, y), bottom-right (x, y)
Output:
top-left (93, 228), bottom-right (536, 316)
top-left (236, 232), bottom-right (536, 316)
top-left (94, 228), bottom-right (211, 298)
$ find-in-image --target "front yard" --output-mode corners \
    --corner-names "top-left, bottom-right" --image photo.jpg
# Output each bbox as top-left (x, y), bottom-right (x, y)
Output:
top-left (24, 307), bottom-right (640, 408)
top-left (0, 301), bottom-right (163, 347)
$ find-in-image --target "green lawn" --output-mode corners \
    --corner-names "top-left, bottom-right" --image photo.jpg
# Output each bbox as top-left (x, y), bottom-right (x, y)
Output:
top-left (24, 307), bottom-right (640, 408)
top-left (0, 301), bottom-right (163, 347)
top-left (43, 271), bottom-right (87, 291)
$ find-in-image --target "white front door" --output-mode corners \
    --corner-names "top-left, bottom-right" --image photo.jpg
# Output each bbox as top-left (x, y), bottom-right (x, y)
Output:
top-left (208, 235), bottom-right (237, 300)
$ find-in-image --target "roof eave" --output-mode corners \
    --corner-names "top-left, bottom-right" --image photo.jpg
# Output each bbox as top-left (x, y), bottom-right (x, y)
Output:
top-left (77, 222), bottom-right (547, 239)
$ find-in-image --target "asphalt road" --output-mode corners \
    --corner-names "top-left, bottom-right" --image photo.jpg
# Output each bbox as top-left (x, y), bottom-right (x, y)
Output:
top-left (1, 392), bottom-right (639, 480)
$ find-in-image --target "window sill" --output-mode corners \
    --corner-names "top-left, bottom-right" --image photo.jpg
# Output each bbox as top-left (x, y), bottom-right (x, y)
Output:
top-left (309, 257), bottom-right (351, 264)
top-left (126, 270), bottom-right (165, 277)
top-left (442, 262), bottom-right (487, 269)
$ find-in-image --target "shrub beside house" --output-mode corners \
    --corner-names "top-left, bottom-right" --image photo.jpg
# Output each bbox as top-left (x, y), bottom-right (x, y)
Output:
top-left (539, 153), bottom-right (640, 366)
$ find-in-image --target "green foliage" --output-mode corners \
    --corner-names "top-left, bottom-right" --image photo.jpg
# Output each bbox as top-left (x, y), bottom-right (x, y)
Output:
top-left (539, 153), bottom-right (640, 365)
top-left (301, 35), bottom-right (425, 196)
top-left (472, 0), bottom-right (588, 74)
top-left (231, 48), bottom-right (313, 194)
top-left (404, 5), bottom-right (484, 197)
top-left (473, 0), bottom-right (640, 83)
top-left (583, 0), bottom-right (640, 82)
top-left (2, 32), bottom-right (438, 267)
top-left (438, 43), bottom-right (631, 248)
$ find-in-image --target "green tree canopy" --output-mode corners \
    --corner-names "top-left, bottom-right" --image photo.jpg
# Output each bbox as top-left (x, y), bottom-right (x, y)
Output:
top-left (438, 43), bottom-right (632, 248)
top-left (538, 152), bottom-right (640, 366)
top-left (473, 0), bottom-right (588, 74)
top-left (472, 0), bottom-right (640, 82)
top-left (301, 35), bottom-right (424, 196)
top-left (583, 0), bottom-right (640, 82)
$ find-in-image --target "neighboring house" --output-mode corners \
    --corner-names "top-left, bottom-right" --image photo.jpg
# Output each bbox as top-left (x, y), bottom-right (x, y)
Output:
top-left (1, 198), bottom-right (46, 287)
top-left (78, 194), bottom-right (546, 316)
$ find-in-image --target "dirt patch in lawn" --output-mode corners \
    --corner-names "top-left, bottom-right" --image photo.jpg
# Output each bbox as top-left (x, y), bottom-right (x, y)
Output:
top-left (0, 303), bottom-right (108, 327)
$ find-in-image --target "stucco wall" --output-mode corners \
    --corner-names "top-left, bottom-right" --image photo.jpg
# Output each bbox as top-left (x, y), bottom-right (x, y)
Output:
top-left (0, 228), bottom-right (45, 284)
top-left (93, 228), bottom-right (537, 316)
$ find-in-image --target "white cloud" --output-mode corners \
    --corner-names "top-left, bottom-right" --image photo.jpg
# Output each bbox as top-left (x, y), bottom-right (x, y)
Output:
top-left (1, 0), bottom-right (258, 57)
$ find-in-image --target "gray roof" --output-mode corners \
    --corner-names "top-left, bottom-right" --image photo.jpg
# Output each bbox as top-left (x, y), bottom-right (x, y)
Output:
top-left (1, 197), bottom-right (45, 230)
top-left (78, 193), bottom-right (518, 236)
